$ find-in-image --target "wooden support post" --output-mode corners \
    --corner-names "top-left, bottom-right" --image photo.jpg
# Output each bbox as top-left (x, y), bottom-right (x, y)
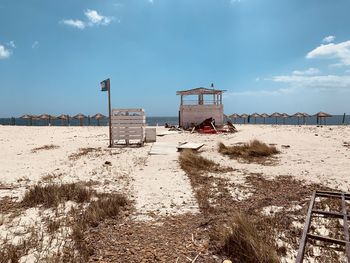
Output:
top-left (107, 79), bottom-right (112, 147)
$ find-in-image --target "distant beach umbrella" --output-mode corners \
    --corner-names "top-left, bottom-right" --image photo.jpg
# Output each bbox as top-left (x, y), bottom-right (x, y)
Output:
top-left (293, 112), bottom-right (304, 125)
top-left (250, 113), bottom-right (261, 124)
top-left (315, 111), bottom-right (332, 125)
top-left (240, 113), bottom-right (249, 124)
top-left (270, 112), bottom-right (282, 124)
top-left (301, 112), bottom-right (310, 125)
top-left (281, 113), bottom-right (290, 125)
top-left (229, 113), bottom-right (240, 123)
top-left (260, 113), bottom-right (269, 124)
top-left (20, 114), bottom-right (33, 126)
top-left (92, 113), bottom-right (106, 126)
top-left (57, 114), bottom-right (69, 126)
top-left (73, 113), bottom-right (87, 126)
top-left (39, 114), bottom-right (55, 126)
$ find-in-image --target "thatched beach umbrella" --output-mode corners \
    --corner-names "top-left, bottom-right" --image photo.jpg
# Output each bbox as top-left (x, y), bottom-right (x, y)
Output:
top-left (39, 114), bottom-right (55, 126)
top-left (302, 112), bottom-right (310, 125)
top-left (270, 112), bottom-right (282, 124)
top-left (281, 113), bottom-right (290, 125)
top-left (20, 114), bottom-right (33, 126)
top-left (251, 113), bottom-right (261, 124)
top-left (229, 113), bottom-right (240, 123)
top-left (73, 113), bottom-right (87, 126)
top-left (57, 114), bottom-right (69, 126)
top-left (92, 113), bottom-right (106, 126)
top-left (240, 113), bottom-right (249, 124)
top-left (293, 112), bottom-right (304, 125)
top-left (260, 113), bottom-right (269, 124)
top-left (315, 111), bottom-right (332, 125)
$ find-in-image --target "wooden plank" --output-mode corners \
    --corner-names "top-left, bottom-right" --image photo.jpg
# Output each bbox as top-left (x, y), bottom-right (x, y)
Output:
top-left (177, 143), bottom-right (204, 151)
top-left (307, 233), bottom-right (349, 246)
top-left (111, 123), bottom-right (145, 128)
top-left (112, 134), bottom-right (143, 140)
top-left (312, 209), bottom-right (345, 219)
top-left (111, 120), bottom-right (145, 125)
top-left (341, 194), bottom-right (350, 262)
top-left (316, 192), bottom-right (350, 200)
top-left (111, 116), bottom-right (145, 120)
top-left (296, 191), bottom-right (316, 263)
top-left (112, 108), bottom-right (144, 113)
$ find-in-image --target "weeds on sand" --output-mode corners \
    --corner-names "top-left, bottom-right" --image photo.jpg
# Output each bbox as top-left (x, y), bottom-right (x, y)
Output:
top-left (22, 183), bottom-right (92, 208)
top-left (68, 147), bottom-right (102, 161)
top-left (31, 144), bottom-right (59, 153)
top-left (214, 212), bottom-right (279, 263)
top-left (218, 140), bottom-right (279, 163)
top-left (68, 193), bottom-right (129, 261)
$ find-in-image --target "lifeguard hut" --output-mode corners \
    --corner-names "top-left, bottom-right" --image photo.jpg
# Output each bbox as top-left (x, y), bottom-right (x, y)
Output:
top-left (176, 86), bottom-right (225, 128)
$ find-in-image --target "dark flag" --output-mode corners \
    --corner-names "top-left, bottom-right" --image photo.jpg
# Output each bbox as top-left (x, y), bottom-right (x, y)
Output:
top-left (100, 79), bottom-right (110, 92)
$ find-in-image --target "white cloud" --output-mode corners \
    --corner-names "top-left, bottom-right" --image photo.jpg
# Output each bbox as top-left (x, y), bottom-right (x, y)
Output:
top-left (148, 0), bottom-right (154, 3)
top-left (292, 67), bottom-right (320, 76)
top-left (32, 41), bottom-right (39, 49)
top-left (322, 35), bottom-right (335, 43)
top-left (0, 44), bottom-right (11, 59)
top-left (306, 40), bottom-right (350, 66)
top-left (61, 19), bottom-right (86, 29)
top-left (61, 9), bottom-right (114, 29)
top-left (7, 40), bottom-right (16, 48)
top-left (272, 74), bottom-right (350, 90)
top-left (85, 9), bottom-right (112, 25)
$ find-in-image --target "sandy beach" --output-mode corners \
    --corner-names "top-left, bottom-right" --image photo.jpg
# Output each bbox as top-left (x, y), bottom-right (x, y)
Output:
top-left (1, 124), bottom-right (350, 262)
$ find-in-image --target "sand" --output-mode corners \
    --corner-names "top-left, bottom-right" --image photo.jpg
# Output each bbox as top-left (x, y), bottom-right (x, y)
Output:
top-left (0, 124), bottom-right (350, 261)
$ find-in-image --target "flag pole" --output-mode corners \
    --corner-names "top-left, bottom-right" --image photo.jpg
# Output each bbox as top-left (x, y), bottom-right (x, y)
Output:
top-left (107, 79), bottom-right (112, 147)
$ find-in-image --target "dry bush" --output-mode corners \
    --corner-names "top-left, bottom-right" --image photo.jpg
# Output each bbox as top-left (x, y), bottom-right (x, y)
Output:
top-left (31, 144), bottom-right (59, 153)
top-left (218, 140), bottom-right (279, 163)
top-left (179, 149), bottom-right (230, 176)
top-left (69, 147), bottom-right (102, 161)
top-left (47, 219), bottom-right (61, 234)
top-left (69, 194), bottom-right (129, 261)
top-left (216, 212), bottom-right (279, 263)
top-left (22, 183), bottom-right (92, 208)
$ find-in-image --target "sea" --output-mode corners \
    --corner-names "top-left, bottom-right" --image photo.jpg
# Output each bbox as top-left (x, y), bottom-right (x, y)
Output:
top-left (0, 115), bottom-right (348, 126)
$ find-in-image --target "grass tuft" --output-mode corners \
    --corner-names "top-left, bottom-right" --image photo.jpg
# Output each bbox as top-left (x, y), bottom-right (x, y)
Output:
top-left (22, 183), bottom-right (92, 208)
top-left (31, 144), bottom-right (59, 153)
top-left (217, 212), bottom-right (279, 263)
top-left (218, 140), bottom-right (279, 163)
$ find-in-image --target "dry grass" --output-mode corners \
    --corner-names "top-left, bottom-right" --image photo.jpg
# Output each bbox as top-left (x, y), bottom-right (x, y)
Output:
top-left (31, 144), bottom-right (59, 153)
top-left (69, 193), bottom-right (129, 261)
top-left (22, 183), bottom-right (92, 208)
top-left (218, 140), bottom-right (279, 163)
top-left (68, 147), bottom-right (102, 161)
top-left (215, 212), bottom-right (279, 263)
top-left (179, 149), bottom-right (231, 175)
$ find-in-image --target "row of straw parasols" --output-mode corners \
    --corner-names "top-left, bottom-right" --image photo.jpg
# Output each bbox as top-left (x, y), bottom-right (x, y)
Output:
top-left (227, 112), bottom-right (332, 124)
top-left (20, 113), bottom-right (106, 126)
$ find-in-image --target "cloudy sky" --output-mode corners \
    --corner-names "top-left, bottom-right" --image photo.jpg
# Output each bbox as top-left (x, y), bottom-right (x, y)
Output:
top-left (1, 0), bottom-right (350, 116)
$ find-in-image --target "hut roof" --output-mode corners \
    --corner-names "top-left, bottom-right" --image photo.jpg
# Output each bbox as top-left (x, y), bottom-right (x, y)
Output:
top-left (57, 114), bottom-right (69, 120)
top-left (302, 112), bottom-right (310, 117)
top-left (315, 111), bottom-right (332, 117)
top-left (260, 113), bottom-right (269, 118)
top-left (251, 113), bottom-right (261, 118)
top-left (229, 113), bottom-right (241, 118)
top-left (270, 112), bottom-right (282, 117)
top-left (293, 112), bottom-right (304, 117)
top-left (92, 113), bottom-right (106, 119)
top-left (39, 114), bottom-right (55, 119)
top-left (73, 113), bottom-right (87, 119)
top-left (240, 113), bottom-right (249, 118)
top-left (176, 87), bottom-right (226, 95)
top-left (20, 114), bottom-right (33, 119)
top-left (281, 113), bottom-right (290, 118)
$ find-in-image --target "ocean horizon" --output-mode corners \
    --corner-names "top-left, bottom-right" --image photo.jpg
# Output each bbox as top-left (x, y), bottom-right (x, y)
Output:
top-left (0, 115), bottom-right (348, 126)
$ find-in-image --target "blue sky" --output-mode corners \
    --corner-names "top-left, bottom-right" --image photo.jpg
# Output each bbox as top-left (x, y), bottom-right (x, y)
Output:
top-left (1, 0), bottom-right (350, 117)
